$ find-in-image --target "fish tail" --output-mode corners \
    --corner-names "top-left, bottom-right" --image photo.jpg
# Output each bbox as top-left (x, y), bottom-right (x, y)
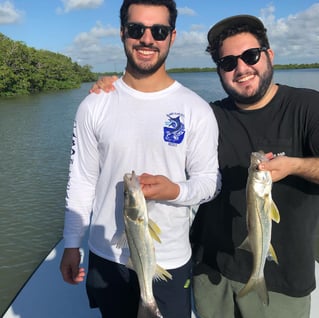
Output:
top-left (237, 277), bottom-right (269, 305)
top-left (137, 299), bottom-right (163, 318)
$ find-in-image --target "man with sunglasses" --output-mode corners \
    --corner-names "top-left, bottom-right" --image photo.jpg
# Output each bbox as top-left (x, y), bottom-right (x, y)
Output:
top-left (60, 1), bottom-right (220, 317)
top-left (190, 15), bottom-right (319, 318)
top-left (91, 13), bottom-right (319, 318)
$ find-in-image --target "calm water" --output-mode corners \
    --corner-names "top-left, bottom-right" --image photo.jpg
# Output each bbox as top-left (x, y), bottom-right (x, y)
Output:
top-left (1, 70), bottom-right (319, 314)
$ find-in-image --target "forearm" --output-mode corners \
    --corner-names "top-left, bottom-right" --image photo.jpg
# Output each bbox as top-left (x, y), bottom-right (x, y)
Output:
top-left (63, 207), bottom-right (91, 247)
top-left (63, 99), bottom-right (99, 247)
top-left (139, 170), bottom-right (221, 206)
top-left (173, 171), bottom-right (221, 206)
top-left (290, 157), bottom-right (319, 184)
top-left (259, 155), bottom-right (319, 184)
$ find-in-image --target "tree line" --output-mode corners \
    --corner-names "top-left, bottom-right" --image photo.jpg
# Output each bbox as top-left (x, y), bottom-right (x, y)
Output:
top-left (0, 33), bottom-right (98, 97)
top-left (168, 63), bottom-right (319, 74)
top-left (1, 32), bottom-right (318, 97)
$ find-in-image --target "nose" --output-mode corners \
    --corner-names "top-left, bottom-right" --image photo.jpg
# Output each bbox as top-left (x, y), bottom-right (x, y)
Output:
top-left (236, 56), bottom-right (249, 70)
top-left (139, 28), bottom-right (154, 44)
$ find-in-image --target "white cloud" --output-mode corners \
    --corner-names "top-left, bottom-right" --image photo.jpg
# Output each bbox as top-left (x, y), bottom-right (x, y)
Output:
top-left (73, 22), bottom-right (118, 44)
top-left (260, 3), bottom-right (319, 64)
top-left (189, 24), bottom-right (205, 31)
top-left (57, 0), bottom-right (104, 13)
top-left (168, 30), bottom-right (211, 68)
top-left (64, 22), bottom-right (125, 72)
top-left (0, 1), bottom-right (23, 24)
top-left (177, 6), bottom-right (196, 16)
top-left (64, 3), bottom-right (319, 72)
top-left (171, 3), bottom-right (319, 69)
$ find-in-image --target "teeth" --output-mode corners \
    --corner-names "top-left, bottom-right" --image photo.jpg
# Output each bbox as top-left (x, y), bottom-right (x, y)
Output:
top-left (237, 74), bottom-right (254, 82)
top-left (138, 50), bottom-right (154, 55)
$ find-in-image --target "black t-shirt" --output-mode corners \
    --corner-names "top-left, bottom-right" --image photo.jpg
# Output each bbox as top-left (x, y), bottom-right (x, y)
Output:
top-left (191, 84), bottom-right (319, 297)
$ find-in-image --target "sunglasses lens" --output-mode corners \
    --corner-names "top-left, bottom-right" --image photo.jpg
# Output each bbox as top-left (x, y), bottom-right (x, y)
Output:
top-left (219, 56), bottom-right (237, 72)
top-left (242, 48), bottom-right (261, 65)
top-left (151, 25), bottom-right (169, 41)
top-left (126, 23), bottom-right (172, 41)
top-left (127, 24), bottom-right (144, 39)
top-left (218, 48), bottom-right (264, 72)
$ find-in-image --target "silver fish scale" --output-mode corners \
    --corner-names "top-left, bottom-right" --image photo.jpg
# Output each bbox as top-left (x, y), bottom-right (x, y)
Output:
top-left (238, 151), bottom-right (280, 305)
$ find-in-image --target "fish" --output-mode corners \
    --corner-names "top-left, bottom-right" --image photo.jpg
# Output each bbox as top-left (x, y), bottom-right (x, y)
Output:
top-left (237, 151), bottom-right (280, 305)
top-left (123, 171), bottom-right (172, 318)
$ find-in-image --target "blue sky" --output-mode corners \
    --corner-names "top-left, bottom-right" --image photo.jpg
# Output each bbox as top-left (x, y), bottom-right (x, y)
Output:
top-left (1, 0), bottom-right (319, 72)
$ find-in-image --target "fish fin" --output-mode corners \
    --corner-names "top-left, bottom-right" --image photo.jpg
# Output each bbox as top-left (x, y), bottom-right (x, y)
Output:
top-left (154, 265), bottom-right (172, 281)
top-left (125, 257), bottom-right (134, 271)
top-left (148, 219), bottom-right (162, 243)
top-left (237, 277), bottom-right (269, 306)
top-left (270, 201), bottom-right (280, 223)
top-left (267, 243), bottom-right (279, 264)
top-left (111, 232), bottom-right (128, 249)
top-left (238, 237), bottom-right (251, 252)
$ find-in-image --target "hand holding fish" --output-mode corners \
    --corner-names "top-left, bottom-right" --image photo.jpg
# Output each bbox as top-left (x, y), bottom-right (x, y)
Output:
top-left (259, 153), bottom-right (319, 184)
top-left (139, 173), bottom-right (180, 201)
top-left (258, 152), bottom-right (290, 182)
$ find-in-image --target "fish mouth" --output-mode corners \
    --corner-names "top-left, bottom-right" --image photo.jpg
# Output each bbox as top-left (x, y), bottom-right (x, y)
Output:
top-left (250, 151), bottom-right (270, 170)
top-left (124, 171), bottom-right (139, 189)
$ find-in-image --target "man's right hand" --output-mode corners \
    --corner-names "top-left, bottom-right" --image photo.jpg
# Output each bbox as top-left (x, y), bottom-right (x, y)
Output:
top-left (60, 248), bottom-right (86, 284)
top-left (90, 75), bottom-right (118, 94)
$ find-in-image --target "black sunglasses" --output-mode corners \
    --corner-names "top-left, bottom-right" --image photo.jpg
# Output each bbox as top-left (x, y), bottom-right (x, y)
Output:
top-left (125, 23), bottom-right (173, 41)
top-left (217, 47), bottom-right (268, 72)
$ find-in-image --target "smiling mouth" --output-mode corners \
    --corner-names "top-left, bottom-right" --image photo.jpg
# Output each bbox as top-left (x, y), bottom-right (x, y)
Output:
top-left (137, 49), bottom-right (156, 56)
top-left (236, 74), bottom-right (255, 83)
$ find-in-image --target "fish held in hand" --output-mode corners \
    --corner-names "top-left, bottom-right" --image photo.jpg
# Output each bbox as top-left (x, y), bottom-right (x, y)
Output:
top-left (123, 171), bottom-right (172, 318)
top-left (237, 151), bottom-right (280, 305)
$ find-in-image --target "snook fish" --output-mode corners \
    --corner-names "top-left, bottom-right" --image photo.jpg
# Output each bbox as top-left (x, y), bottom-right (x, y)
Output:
top-left (123, 171), bottom-right (172, 318)
top-left (237, 151), bottom-right (280, 305)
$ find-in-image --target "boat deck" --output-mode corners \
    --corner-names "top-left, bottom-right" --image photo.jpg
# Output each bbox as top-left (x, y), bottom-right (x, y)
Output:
top-left (3, 237), bottom-right (319, 318)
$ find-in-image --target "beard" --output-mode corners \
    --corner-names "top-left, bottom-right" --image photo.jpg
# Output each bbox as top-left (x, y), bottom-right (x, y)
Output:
top-left (220, 57), bottom-right (274, 104)
top-left (124, 44), bottom-right (170, 76)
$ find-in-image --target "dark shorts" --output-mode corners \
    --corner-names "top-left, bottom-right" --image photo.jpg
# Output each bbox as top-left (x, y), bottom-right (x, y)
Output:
top-left (86, 251), bottom-right (192, 318)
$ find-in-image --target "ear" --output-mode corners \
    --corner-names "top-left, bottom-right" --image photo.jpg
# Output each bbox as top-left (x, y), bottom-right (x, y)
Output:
top-left (120, 26), bottom-right (125, 42)
top-left (267, 48), bottom-right (275, 65)
top-left (170, 29), bottom-right (177, 46)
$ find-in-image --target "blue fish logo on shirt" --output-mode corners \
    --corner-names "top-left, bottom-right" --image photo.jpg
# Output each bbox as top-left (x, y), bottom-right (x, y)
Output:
top-left (163, 113), bottom-right (185, 144)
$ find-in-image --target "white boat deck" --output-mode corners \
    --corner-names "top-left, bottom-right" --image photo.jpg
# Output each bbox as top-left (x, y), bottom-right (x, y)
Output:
top-left (3, 237), bottom-right (319, 318)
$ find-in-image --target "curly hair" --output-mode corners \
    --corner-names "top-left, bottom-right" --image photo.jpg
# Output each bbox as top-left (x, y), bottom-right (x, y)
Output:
top-left (206, 24), bottom-right (270, 63)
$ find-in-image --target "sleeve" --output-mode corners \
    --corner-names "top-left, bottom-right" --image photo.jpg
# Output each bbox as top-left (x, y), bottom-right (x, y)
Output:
top-left (63, 97), bottom-right (100, 248)
top-left (171, 99), bottom-right (221, 206)
top-left (307, 91), bottom-right (319, 156)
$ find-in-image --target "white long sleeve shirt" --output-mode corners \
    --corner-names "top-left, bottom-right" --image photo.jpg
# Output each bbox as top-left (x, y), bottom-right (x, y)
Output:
top-left (63, 78), bottom-right (220, 269)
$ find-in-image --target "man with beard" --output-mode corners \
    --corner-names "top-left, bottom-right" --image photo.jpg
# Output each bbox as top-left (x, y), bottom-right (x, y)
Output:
top-left (90, 13), bottom-right (319, 318)
top-left (59, 1), bottom-right (220, 318)
top-left (190, 15), bottom-right (319, 318)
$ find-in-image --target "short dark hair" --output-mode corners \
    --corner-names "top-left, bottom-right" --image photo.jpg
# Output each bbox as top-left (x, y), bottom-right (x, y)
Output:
top-left (206, 17), bottom-right (270, 63)
top-left (120, 0), bottom-right (177, 29)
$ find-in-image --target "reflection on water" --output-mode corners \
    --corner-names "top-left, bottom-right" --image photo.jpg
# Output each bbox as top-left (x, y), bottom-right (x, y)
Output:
top-left (1, 70), bottom-right (319, 314)
top-left (0, 84), bottom-right (91, 314)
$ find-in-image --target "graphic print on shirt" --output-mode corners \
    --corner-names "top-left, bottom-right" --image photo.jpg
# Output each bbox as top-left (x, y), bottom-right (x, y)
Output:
top-left (70, 120), bottom-right (77, 165)
top-left (163, 113), bottom-right (185, 145)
